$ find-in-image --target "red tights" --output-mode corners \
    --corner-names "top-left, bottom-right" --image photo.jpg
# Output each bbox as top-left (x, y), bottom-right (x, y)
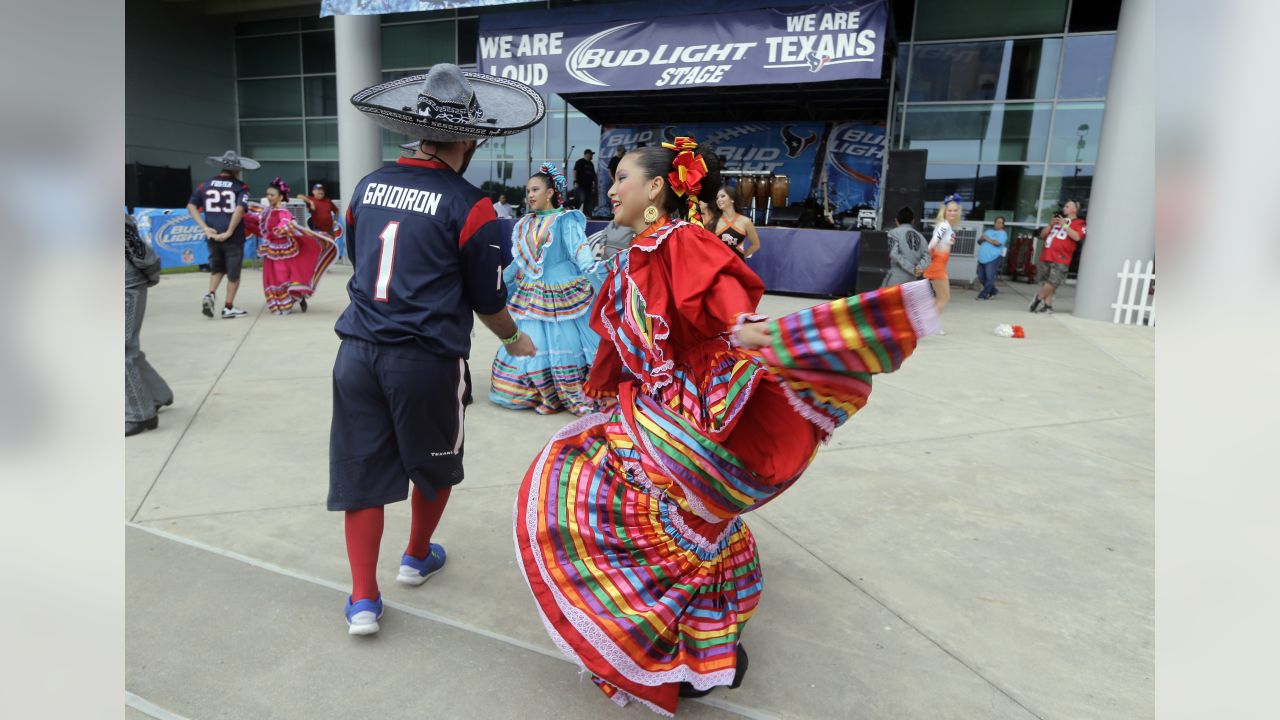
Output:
top-left (344, 485), bottom-right (452, 602)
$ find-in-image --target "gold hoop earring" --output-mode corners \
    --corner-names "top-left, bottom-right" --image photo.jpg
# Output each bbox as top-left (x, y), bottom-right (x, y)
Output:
top-left (643, 205), bottom-right (660, 224)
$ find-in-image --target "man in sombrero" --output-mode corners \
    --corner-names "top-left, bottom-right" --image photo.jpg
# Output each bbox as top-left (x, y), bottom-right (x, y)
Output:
top-left (329, 63), bottom-right (541, 635)
top-left (186, 150), bottom-right (259, 319)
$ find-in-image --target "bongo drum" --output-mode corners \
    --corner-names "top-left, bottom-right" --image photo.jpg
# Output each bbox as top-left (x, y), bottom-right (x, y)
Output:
top-left (753, 176), bottom-right (772, 223)
top-left (771, 174), bottom-right (790, 208)
top-left (737, 176), bottom-right (755, 210)
top-left (754, 176), bottom-right (772, 208)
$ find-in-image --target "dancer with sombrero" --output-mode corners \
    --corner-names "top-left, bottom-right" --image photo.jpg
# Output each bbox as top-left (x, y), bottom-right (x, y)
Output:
top-left (514, 139), bottom-right (942, 714)
top-left (329, 64), bottom-right (542, 635)
top-left (186, 150), bottom-right (259, 319)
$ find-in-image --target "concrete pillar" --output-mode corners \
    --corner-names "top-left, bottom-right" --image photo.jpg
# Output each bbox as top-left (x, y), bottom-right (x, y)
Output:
top-left (335, 15), bottom-right (382, 203)
top-left (1072, 0), bottom-right (1154, 321)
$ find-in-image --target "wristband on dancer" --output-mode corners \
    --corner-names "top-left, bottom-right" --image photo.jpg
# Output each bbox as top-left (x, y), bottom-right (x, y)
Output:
top-left (501, 329), bottom-right (523, 346)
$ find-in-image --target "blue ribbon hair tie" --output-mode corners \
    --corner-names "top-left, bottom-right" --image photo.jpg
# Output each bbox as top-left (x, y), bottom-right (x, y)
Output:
top-left (943, 193), bottom-right (961, 204)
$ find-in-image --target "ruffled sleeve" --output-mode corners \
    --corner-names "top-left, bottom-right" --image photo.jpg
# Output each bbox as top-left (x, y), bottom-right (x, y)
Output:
top-left (559, 210), bottom-right (607, 287)
top-left (666, 224), bottom-right (765, 338)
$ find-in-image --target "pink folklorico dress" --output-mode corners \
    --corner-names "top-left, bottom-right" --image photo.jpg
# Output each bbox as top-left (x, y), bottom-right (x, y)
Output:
top-left (245, 203), bottom-right (339, 315)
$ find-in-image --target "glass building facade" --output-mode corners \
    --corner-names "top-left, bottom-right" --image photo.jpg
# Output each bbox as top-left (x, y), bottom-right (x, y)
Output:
top-left (894, 0), bottom-right (1119, 233)
top-left (230, 0), bottom-right (1117, 222)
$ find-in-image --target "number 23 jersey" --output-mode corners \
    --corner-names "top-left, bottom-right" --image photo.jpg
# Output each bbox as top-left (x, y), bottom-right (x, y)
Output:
top-left (334, 156), bottom-right (508, 359)
top-left (188, 174), bottom-right (251, 240)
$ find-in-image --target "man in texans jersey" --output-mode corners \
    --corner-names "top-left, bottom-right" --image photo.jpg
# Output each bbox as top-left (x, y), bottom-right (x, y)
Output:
top-left (331, 64), bottom-right (545, 635)
top-left (186, 150), bottom-right (259, 319)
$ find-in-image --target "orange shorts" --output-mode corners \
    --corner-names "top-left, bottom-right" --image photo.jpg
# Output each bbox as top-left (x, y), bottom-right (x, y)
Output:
top-left (923, 250), bottom-right (950, 280)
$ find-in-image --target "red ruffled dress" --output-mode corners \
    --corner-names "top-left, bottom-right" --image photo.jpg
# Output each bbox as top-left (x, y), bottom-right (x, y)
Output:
top-left (514, 218), bottom-right (940, 715)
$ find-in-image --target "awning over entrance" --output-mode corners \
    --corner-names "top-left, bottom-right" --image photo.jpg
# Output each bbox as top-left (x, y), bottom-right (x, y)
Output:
top-left (560, 79), bottom-right (891, 125)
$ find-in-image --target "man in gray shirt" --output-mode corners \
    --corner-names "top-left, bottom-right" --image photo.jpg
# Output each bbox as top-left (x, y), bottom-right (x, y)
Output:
top-left (882, 206), bottom-right (931, 287)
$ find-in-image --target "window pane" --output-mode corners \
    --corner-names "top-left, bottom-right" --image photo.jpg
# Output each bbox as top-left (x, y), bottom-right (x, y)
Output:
top-left (457, 18), bottom-right (480, 66)
top-left (236, 35), bottom-right (300, 77)
top-left (236, 18), bottom-right (298, 36)
top-left (300, 16), bottom-right (334, 31)
top-left (923, 164), bottom-right (1044, 224)
top-left (1069, 0), bottom-right (1122, 32)
top-left (1040, 165), bottom-right (1094, 223)
top-left (914, 0), bottom-right (1067, 41)
top-left (383, 128), bottom-right (413, 161)
top-left (463, 161), bottom-right (510, 195)
top-left (302, 31), bottom-right (336, 74)
top-left (253, 162), bottom-right (306, 203)
top-left (1048, 102), bottom-right (1105, 163)
top-left (240, 121), bottom-right (304, 160)
top-left (306, 119), bottom-right (338, 160)
top-left (902, 103), bottom-right (1052, 163)
top-left (238, 79), bottom-right (302, 119)
top-left (381, 22), bottom-right (456, 69)
top-left (305, 161), bottom-right (340, 200)
top-left (304, 76), bottom-right (338, 117)
top-left (908, 39), bottom-right (1060, 102)
top-left (1059, 34), bottom-right (1115, 98)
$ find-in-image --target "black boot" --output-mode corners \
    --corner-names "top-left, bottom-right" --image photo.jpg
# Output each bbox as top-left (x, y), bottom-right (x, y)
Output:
top-left (126, 416), bottom-right (158, 437)
top-left (300, 296), bottom-right (308, 312)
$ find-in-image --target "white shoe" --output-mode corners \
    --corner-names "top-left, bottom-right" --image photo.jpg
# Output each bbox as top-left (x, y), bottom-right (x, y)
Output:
top-left (937, 329), bottom-right (947, 335)
top-left (221, 306), bottom-right (249, 319)
top-left (201, 293), bottom-right (215, 318)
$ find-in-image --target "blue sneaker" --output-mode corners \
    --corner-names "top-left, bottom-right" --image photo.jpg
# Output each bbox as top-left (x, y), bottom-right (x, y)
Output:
top-left (397, 544), bottom-right (446, 586)
top-left (345, 595), bottom-right (383, 636)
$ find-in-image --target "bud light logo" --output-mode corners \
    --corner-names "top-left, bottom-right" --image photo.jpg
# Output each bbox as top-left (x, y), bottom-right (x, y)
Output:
top-left (152, 215), bottom-right (206, 253)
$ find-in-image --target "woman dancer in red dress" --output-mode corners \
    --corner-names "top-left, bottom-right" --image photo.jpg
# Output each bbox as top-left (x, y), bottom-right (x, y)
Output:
top-left (514, 138), bottom-right (941, 715)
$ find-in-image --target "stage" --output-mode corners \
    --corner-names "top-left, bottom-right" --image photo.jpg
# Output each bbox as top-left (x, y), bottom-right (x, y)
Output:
top-left (496, 218), bottom-right (860, 298)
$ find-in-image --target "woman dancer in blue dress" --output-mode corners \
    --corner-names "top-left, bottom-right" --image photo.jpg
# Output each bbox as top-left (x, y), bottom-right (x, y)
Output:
top-left (490, 163), bottom-right (604, 416)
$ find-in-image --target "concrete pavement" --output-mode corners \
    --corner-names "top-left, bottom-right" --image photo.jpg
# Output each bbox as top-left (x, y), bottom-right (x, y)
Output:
top-left (126, 266), bottom-right (1153, 720)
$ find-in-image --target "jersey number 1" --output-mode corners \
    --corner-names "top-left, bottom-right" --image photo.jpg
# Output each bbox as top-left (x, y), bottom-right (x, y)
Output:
top-left (374, 221), bottom-right (399, 302)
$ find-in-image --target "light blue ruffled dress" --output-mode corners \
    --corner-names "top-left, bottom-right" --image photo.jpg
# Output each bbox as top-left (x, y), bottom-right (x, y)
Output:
top-left (490, 208), bottom-right (605, 415)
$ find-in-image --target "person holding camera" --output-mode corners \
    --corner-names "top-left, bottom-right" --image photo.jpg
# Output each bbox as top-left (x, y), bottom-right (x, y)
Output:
top-left (1030, 200), bottom-right (1086, 314)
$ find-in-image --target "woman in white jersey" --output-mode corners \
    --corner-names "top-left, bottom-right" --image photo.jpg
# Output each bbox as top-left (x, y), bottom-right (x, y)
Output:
top-left (924, 194), bottom-right (962, 314)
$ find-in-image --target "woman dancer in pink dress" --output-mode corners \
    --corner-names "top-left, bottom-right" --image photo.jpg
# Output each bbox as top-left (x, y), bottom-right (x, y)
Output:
top-left (246, 177), bottom-right (339, 315)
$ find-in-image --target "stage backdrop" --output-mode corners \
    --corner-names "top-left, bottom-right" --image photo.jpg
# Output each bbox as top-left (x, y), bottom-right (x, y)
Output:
top-left (478, 0), bottom-right (887, 94)
top-left (597, 121), bottom-right (885, 216)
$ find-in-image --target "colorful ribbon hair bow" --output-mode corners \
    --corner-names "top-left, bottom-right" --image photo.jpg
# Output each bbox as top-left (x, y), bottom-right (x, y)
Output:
top-left (662, 136), bottom-right (708, 227)
top-left (942, 192), bottom-right (962, 205)
top-left (270, 176), bottom-right (291, 199)
top-left (539, 162), bottom-right (568, 196)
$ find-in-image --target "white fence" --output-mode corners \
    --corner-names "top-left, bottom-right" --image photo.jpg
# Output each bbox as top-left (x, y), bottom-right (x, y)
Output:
top-left (1112, 259), bottom-right (1156, 326)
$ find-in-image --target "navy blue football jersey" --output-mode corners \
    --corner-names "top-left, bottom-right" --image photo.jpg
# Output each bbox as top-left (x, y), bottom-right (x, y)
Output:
top-left (334, 156), bottom-right (507, 358)
top-left (188, 173), bottom-right (251, 241)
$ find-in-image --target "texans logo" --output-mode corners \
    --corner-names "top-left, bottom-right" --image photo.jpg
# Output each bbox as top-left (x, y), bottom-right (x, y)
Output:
top-left (806, 52), bottom-right (832, 73)
top-left (781, 125), bottom-right (818, 158)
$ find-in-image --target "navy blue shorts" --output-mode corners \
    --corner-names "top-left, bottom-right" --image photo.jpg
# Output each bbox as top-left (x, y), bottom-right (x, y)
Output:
top-left (328, 338), bottom-right (472, 511)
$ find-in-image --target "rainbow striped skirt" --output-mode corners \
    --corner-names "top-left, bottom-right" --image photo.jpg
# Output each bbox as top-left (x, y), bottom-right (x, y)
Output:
top-left (514, 280), bottom-right (939, 715)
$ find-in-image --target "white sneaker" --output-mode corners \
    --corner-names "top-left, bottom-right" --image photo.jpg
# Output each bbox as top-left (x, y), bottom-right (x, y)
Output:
top-left (345, 596), bottom-right (383, 636)
top-left (201, 293), bottom-right (215, 318)
top-left (221, 306), bottom-right (249, 319)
